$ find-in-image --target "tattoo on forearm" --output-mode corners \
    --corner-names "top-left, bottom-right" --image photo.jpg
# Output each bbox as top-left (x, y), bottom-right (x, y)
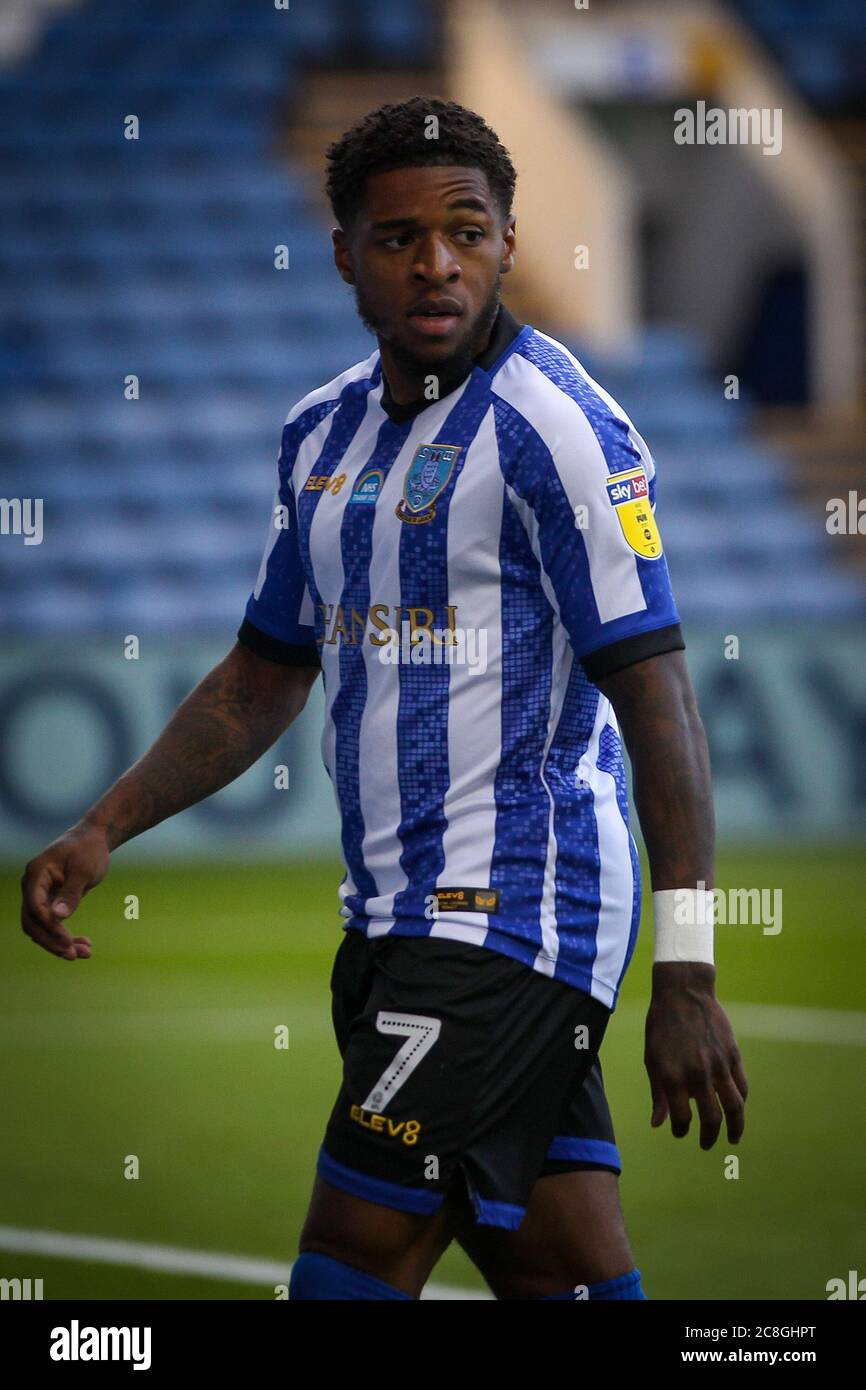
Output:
top-left (86, 658), bottom-right (296, 849)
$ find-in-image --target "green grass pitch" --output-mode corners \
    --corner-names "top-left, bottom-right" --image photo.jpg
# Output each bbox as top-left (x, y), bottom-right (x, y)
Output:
top-left (1, 844), bottom-right (863, 1299)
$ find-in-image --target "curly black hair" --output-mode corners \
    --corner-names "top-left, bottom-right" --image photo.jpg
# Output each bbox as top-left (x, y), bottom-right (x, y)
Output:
top-left (325, 96), bottom-right (517, 234)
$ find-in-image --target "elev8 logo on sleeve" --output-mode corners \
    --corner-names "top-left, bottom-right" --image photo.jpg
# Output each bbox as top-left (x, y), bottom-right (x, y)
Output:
top-left (605, 465), bottom-right (663, 559)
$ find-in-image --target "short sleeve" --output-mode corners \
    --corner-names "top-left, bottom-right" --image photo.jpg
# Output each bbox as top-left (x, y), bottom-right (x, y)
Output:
top-left (238, 444), bottom-right (320, 667)
top-left (501, 390), bottom-right (683, 679)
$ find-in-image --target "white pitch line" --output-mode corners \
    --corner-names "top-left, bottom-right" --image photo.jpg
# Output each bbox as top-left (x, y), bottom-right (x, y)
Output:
top-left (0, 1226), bottom-right (289, 1284)
top-left (0, 1004), bottom-right (332, 1047)
top-left (727, 1002), bottom-right (866, 1047)
top-left (615, 1001), bottom-right (866, 1047)
top-left (0, 1226), bottom-right (492, 1300)
top-left (2, 1001), bottom-right (864, 1048)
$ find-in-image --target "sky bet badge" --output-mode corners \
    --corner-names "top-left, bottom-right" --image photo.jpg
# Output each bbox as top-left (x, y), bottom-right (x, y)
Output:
top-left (396, 443), bottom-right (462, 524)
top-left (605, 465), bottom-right (663, 559)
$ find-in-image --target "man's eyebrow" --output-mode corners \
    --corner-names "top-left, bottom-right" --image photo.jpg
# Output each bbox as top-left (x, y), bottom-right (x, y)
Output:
top-left (446, 197), bottom-right (492, 215)
top-left (370, 198), bottom-right (493, 231)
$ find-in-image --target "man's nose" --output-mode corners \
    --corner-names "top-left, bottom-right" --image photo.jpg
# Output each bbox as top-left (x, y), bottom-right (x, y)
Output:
top-left (412, 235), bottom-right (460, 281)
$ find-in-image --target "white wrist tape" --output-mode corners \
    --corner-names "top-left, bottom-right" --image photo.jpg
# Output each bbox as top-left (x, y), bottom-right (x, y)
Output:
top-left (652, 888), bottom-right (715, 965)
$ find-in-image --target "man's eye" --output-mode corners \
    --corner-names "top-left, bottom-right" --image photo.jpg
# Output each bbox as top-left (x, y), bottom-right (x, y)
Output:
top-left (382, 229), bottom-right (485, 249)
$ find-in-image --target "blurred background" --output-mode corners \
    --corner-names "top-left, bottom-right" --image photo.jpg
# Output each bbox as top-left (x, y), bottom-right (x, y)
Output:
top-left (1, 0), bottom-right (864, 1300)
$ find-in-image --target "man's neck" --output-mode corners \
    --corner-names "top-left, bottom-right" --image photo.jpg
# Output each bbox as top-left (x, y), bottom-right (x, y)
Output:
top-left (377, 303), bottom-right (523, 424)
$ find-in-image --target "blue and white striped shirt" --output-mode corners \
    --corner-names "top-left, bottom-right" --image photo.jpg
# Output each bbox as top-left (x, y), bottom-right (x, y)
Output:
top-left (239, 305), bottom-right (683, 1009)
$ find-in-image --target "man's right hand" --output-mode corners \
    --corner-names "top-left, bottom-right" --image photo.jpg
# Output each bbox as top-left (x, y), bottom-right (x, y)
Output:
top-left (20, 824), bottom-right (109, 960)
top-left (17, 644), bottom-right (319, 963)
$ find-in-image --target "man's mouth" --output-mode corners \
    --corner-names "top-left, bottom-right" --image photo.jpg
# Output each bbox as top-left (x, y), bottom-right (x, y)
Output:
top-left (406, 300), bottom-right (464, 338)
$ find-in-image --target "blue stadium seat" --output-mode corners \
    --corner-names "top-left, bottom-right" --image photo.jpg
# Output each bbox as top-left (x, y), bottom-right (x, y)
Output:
top-left (2, 0), bottom-right (862, 636)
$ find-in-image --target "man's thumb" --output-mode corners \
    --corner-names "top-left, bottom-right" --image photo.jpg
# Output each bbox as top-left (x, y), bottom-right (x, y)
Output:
top-left (54, 879), bottom-right (88, 917)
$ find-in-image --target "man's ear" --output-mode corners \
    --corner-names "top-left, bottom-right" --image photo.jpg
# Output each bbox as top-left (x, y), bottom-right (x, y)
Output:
top-left (332, 227), bottom-right (356, 285)
top-left (500, 214), bottom-right (516, 275)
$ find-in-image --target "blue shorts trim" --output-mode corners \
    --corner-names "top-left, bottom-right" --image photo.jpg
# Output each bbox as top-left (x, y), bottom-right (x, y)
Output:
top-left (545, 1137), bottom-right (622, 1171)
top-left (470, 1194), bottom-right (526, 1230)
top-left (316, 1146), bottom-right (444, 1216)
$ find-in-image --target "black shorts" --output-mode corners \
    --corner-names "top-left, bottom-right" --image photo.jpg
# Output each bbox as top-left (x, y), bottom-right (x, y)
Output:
top-left (317, 928), bottom-right (621, 1230)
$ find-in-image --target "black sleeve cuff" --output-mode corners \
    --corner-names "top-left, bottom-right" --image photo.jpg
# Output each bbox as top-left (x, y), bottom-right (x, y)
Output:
top-left (237, 617), bottom-right (321, 668)
top-left (580, 623), bottom-right (685, 684)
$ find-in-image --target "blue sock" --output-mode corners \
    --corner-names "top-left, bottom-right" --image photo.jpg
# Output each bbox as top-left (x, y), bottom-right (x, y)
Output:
top-left (289, 1250), bottom-right (413, 1300)
top-left (537, 1268), bottom-right (647, 1300)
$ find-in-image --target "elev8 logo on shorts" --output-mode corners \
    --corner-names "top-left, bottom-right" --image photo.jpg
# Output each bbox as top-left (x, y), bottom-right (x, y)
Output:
top-left (349, 1104), bottom-right (422, 1144)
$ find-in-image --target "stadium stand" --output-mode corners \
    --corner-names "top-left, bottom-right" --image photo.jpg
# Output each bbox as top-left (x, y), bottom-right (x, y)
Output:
top-left (2, 0), bottom-right (864, 638)
top-left (728, 0), bottom-right (866, 111)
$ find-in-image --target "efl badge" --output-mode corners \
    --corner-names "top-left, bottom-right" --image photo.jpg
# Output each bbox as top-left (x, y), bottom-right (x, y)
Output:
top-left (605, 465), bottom-right (663, 559)
top-left (396, 443), bottom-right (461, 525)
top-left (349, 468), bottom-right (384, 505)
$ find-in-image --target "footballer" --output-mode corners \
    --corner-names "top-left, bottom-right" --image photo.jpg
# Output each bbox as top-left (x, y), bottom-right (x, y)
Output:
top-left (20, 98), bottom-right (748, 1301)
